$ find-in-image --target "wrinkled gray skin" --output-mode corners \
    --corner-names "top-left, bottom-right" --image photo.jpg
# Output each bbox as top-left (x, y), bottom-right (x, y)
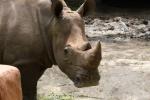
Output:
top-left (0, 0), bottom-right (101, 100)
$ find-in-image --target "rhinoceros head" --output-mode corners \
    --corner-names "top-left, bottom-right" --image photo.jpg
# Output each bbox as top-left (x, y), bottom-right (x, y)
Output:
top-left (48, 0), bottom-right (101, 87)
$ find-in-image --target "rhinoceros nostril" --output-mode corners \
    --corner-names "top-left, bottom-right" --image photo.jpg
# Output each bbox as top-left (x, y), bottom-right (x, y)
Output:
top-left (75, 77), bottom-right (80, 82)
top-left (85, 42), bottom-right (92, 50)
top-left (74, 76), bottom-right (82, 84)
top-left (79, 42), bottom-right (91, 51)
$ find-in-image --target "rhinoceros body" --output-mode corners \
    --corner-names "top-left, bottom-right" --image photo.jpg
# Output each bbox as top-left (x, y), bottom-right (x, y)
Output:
top-left (0, 0), bottom-right (101, 100)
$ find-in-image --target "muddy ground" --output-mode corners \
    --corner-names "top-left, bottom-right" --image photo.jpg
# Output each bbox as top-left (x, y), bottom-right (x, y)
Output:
top-left (37, 16), bottom-right (150, 100)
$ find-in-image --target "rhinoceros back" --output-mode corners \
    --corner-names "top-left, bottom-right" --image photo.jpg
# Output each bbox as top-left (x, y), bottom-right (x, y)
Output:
top-left (0, 0), bottom-right (49, 65)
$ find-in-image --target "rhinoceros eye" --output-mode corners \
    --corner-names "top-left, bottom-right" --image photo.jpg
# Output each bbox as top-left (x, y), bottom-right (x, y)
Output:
top-left (64, 47), bottom-right (69, 55)
top-left (64, 44), bottom-right (71, 55)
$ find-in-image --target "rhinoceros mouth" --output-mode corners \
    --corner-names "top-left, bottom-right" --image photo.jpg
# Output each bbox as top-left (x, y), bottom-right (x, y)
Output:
top-left (73, 76), bottom-right (99, 88)
top-left (69, 66), bottom-right (100, 88)
top-left (74, 81), bottom-right (99, 88)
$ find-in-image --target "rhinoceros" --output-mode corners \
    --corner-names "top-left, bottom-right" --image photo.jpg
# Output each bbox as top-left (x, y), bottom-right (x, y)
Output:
top-left (0, 0), bottom-right (101, 100)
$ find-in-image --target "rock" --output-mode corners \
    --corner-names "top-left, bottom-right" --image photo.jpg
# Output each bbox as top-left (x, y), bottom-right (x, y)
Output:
top-left (108, 26), bottom-right (115, 30)
top-left (142, 20), bottom-right (149, 25)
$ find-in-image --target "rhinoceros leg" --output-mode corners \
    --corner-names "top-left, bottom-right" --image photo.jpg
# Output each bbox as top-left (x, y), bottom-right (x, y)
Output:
top-left (16, 62), bottom-right (48, 100)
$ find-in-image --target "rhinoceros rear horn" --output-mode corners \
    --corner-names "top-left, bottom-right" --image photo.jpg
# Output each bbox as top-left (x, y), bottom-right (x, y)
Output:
top-left (51, 0), bottom-right (63, 17)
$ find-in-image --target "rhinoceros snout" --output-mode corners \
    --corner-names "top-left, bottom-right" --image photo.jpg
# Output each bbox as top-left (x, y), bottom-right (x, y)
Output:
top-left (59, 40), bottom-right (101, 88)
top-left (73, 70), bottom-right (100, 88)
top-left (74, 77), bottom-right (100, 88)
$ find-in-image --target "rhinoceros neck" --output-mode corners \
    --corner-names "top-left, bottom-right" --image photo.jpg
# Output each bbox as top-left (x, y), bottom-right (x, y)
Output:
top-left (36, 8), bottom-right (57, 65)
top-left (35, 0), bottom-right (57, 65)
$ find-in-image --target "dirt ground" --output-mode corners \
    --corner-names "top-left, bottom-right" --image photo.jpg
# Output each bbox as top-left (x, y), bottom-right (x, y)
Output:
top-left (37, 16), bottom-right (150, 100)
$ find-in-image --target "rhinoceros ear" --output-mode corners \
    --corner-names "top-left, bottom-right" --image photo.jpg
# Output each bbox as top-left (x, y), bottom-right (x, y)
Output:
top-left (77, 0), bottom-right (96, 17)
top-left (51, 0), bottom-right (63, 18)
